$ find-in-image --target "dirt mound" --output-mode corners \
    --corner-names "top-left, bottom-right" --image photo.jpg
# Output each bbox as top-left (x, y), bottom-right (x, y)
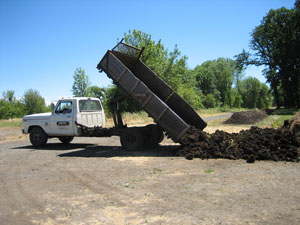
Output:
top-left (177, 126), bottom-right (300, 163)
top-left (282, 112), bottom-right (300, 142)
top-left (225, 110), bottom-right (268, 124)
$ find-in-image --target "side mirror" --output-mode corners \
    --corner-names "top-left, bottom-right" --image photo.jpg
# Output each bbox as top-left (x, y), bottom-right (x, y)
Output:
top-left (51, 103), bottom-right (56, 112)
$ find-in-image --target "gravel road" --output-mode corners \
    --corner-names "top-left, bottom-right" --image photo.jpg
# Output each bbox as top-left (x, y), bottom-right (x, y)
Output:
top-left (202, 113), bottom-right (233, 122)
top-left (1, 135), bottom-right (300, 225)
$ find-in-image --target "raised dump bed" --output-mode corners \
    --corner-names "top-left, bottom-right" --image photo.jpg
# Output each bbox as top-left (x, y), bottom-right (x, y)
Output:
top-left (97, 41), bottom-right (206, 142)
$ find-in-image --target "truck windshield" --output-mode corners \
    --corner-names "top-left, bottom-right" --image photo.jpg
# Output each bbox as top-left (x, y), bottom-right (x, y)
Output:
top-left (79, 100), bottom-right (102, 112)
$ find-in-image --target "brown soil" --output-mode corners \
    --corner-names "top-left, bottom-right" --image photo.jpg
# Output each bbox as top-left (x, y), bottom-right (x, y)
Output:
top-left (2, 138), bottom-right (300, 224)
top-left (177, 126), bottom-right (300, 163)
top-left (225, 110), bottom-right (268, 124)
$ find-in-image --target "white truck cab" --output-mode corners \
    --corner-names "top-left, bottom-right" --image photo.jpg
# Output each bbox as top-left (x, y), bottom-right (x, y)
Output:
top-left (22, 97), bottom-right (105, 146)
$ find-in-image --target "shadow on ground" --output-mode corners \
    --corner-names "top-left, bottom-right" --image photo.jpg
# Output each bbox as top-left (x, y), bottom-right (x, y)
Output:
top-left (58, 145), bottom-right (179, 158)
top-left (12, 143), bottom-right (95, 151)
top-left (12, 143), bottom-right (179, 157)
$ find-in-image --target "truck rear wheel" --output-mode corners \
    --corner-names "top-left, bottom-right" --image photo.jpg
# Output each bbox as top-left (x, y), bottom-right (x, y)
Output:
top-left (120, 128), bottom-right (144, 150)
top-left (58, 136), bottom-right (74, 144)
top-left (29, 127), bottom-right (48, 147)
top-left (143, 125), bottom-right (164, 148)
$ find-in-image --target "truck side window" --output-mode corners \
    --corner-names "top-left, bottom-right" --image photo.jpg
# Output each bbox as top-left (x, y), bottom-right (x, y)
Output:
top-left (55, 101), bottom-right (72, 114)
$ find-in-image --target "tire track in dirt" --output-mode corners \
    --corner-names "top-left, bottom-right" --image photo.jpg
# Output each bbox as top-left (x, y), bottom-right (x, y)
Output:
top-left (65, 170), bottom-right (125, 206)
top-left (14, 169), bottom-right (58, 220)
top-left (13, 162), bottom-right (62, 225)
top-left (0, 171), bottom-right (34, 225)
top-left (0, 166), bottom-right (58, 224)
top-left (203, 113), bottom-right (233, 122)
top-left (0, 142), bottom-right (60, 225)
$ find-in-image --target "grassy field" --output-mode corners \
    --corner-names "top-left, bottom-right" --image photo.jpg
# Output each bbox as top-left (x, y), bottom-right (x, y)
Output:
top-left (197, 107), bottom-right (248, 115)
top-left (0, 118), bottom-right (23, 128)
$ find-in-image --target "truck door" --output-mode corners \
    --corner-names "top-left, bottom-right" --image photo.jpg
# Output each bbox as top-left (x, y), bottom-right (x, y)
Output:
top-left (50, 100), bottom-right (75, 135)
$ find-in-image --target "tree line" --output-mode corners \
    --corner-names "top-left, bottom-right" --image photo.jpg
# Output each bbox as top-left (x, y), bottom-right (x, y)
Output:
top-left (236, 0), bottom-right (300, 108)
top-left (72, 30), bottom-right (272, 113)
top-left (0, 89), bottom-right (49, 120)
top-left (3, 1), bottom-right (299, 119)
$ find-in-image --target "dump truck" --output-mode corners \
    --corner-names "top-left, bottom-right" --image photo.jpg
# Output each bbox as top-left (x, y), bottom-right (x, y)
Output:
top-left (22, 40), bottom-right (207, 149)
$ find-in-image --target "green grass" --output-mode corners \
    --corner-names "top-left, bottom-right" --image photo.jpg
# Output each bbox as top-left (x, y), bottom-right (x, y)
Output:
top-left (123, 178), bottom-right (144, 188)
top-left (256, 108), bottom-right (299, 128)
top-left (270, 108), bottom-right (299, 115)
top-left (204, 169), bottom-right (214, 174)
top-left (197, 107), bottom-right (248, 115)
top-left (151, 168), bottom-right (163, 174)
top-left (256, 115), bottom-right (295, 128)
top-left (0, 118), bottom-right (23, 128)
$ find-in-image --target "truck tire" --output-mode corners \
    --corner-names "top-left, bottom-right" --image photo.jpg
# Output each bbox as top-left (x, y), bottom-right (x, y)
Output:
top-left (120, 128), bottom-right (144, 150)
top-left (143, 125), bottom-right (164, 148)
top-left (29, 127), bottom-right (48, 147)
top-left (58, 136), bottom-right (74, 144)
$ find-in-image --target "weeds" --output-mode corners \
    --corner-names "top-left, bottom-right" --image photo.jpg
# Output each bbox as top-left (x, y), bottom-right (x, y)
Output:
top-left (197, 107), bottom-right (248, 115)
top-left (0, 118), bottom-right (22, 128)
top-left (151, 168), bottom-right (163, 174)
top-left (123, 178), bottom-right (144, 188)
top-left (204, 169), bottom-right (214, 174)
top-left (271, 108), bottom-right (299, 115)
top-left (256, 109), bottom-right (299, 128)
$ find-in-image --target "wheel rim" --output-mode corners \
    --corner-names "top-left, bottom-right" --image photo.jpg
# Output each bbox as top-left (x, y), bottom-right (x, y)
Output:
top-left (33, 132), bottom-right (42, 142)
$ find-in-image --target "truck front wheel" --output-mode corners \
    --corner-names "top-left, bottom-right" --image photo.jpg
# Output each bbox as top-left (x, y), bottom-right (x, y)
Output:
top-left (120, 128), bottom-right (144, 150)
top-left (58, 136), bottom-right (74, 144)
top-left (29, 127), bottom-right (48, 147)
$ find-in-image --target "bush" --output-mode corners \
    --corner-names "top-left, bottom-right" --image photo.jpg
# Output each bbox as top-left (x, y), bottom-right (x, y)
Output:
top-left (177, 85), bottom-right (203, 109)
top-left (0, 100), bottom-right (26, 119)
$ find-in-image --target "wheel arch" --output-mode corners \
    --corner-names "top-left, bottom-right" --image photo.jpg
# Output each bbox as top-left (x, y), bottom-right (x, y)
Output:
top-left (28, 125), bottom-right (47, 135)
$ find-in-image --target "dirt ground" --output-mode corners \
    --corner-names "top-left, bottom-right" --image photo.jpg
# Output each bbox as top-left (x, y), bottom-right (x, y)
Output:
top-left (1, 134), bottom-right (300, 225)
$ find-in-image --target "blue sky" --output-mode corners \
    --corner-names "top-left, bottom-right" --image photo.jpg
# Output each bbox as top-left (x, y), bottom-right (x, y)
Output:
top-left (0, 0), bottom-right (295, 105)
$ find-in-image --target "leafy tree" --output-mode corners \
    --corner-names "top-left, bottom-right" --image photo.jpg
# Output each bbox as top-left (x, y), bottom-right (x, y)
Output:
top-left (239, 77), bottom-right (271, 109)
top-left (231, 88), bottom-right (243, 108)
top-left (257, 83), bottom-right (272, 109)
top-left (123, 30), bottom-right (191, 91)
top-left (233, 56), bottom-right (245, 108)
top-left (194, 58), bottom-right (235, 107)
top-left (22, 89), bottom-right (47, 114)
top-left (177, 85), bottom-right (203, 109)
top-left (236, 1), bottom-right (300, 108)
top-left (193, 65), bottom-right (217, 96)
top-left (72, 67), bottom-right (90, 97)
top-left (102, 85), bottom-right (141, 115)
top-left (105, 30), bottom-right (201, 111)
top-left (0, 90), bottom-right (26, 119)
top-left (240, 77), bottom-right (261, 108)
top-left (2, 90), bottom-right (16, 103)
top-left (123, 30), bottom-right (168, 78)
top-left (87, 86), bottom-right (106, 101)
top-left (202, 93), bottom-right (219, 108)
top-left (0, 100), bottom-right (22, 119)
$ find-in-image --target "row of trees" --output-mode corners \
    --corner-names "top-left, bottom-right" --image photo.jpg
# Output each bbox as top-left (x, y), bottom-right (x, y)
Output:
top-left (72, 30), bottom-right (272, 113)
top-left (0, 90), bottom-right (48, 120)
top-left (236, 0), bottom-right (300, 108)
top-left (1, 20), bottom-right (276, 120)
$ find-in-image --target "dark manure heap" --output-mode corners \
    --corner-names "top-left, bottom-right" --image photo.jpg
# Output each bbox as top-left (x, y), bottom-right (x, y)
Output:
top-left (225, 110), bottom-right (268, 124)
top-left (177, 126), bottom-right (300, 163)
